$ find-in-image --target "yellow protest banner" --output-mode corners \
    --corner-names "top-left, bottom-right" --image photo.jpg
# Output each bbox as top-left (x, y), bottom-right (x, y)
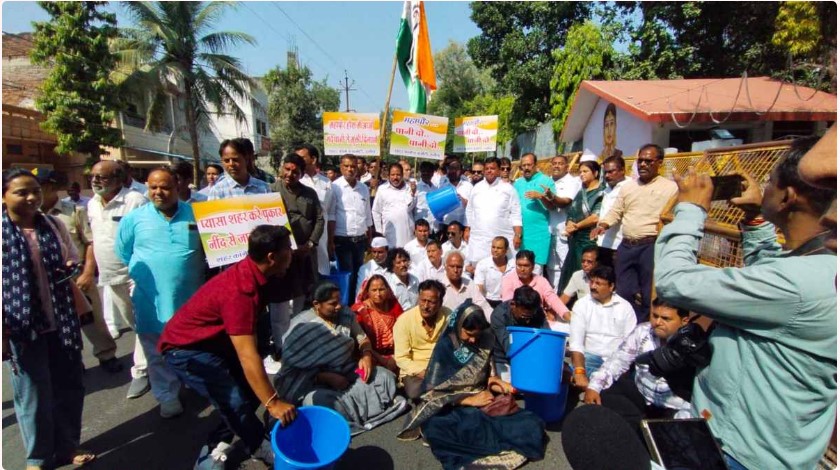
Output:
top-left (389, 110), bottom-right (448, 160)
top-left (453, 115), bottom-right (498, 152)
top-left (191, 194), bottom-right (296, 268)
top-left (323, 112), bottom-right (380, 156)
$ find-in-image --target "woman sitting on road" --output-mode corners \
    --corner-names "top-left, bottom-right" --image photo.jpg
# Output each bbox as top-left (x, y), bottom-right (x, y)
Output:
top-left (398, 301), bottom-right (546, 469)
top-left (351, 274), bottom-right (404, 374)
top-left (275, 282), bottom-right (408, 434)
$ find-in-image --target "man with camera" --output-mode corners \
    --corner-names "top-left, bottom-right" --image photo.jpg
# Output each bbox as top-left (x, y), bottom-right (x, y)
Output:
top-left (654, 136), bottom-right (837, 470)
top-left (583, 298), bottom-right (700, 430)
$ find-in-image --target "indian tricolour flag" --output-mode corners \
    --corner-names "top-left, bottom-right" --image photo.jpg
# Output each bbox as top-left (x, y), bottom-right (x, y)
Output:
top-left (396, 1), bottom-right (437, 113)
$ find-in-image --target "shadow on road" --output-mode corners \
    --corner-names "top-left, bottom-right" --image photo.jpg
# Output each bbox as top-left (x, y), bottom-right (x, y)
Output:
top-left (338, 445), bottom-right (395, 469)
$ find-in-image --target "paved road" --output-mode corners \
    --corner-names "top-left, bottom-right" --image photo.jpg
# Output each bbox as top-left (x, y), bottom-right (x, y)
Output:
top-left (3, 331), bottom-right (573, 470)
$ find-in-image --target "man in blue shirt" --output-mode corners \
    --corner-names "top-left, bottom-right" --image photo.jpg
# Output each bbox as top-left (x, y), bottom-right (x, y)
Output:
top-left (208, 138), bottom-right (271, 200)
top-left (655, 136), bottom-right (837, 470)
top-left (116, 167), bottom-right (206, 418)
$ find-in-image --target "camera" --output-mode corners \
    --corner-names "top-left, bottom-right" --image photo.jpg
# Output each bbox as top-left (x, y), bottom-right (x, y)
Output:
top-left (635, 323), bottom-right (712, 377)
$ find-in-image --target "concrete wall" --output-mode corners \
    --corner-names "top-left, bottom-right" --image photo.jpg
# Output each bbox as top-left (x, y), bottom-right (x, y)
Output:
top-left (499, 120), bottom-right (558, 160)
top-left (583, 98), bottom-right (655, 158)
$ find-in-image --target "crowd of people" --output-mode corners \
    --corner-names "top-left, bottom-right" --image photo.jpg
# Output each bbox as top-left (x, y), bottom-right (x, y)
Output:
top-left (2, 127), bottom-right (836, 470)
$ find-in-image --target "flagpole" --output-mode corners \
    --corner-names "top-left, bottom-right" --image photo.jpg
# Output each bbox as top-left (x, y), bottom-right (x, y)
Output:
top-left (379, 52), bottom-right (399, 168)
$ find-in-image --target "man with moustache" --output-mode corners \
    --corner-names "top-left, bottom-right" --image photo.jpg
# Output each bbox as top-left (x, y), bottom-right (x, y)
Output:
top-left (87, 160), bottom-right (150, 398)
top-left (372, 163), bottom-right (417, 248)
top-left (490, 286), bottom-right (548, 381)
top-left (595, 156), bottom-right (628, 267)
top-left (295, 143), bottom-right (337, 276)
top-left (543, 155), bottom-right (581, 289)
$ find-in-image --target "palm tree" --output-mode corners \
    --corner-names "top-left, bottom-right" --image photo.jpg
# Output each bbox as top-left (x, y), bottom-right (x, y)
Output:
top-left (111, 1), bottom-right (257, 184)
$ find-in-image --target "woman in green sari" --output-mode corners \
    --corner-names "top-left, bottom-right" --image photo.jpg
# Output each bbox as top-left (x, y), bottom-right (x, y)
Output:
top-left (557, 161), bottom-right (605, 292)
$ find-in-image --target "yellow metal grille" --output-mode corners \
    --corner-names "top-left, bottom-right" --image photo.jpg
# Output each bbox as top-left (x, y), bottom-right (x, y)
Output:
top-left (509, 141), bottom-right (792, 268)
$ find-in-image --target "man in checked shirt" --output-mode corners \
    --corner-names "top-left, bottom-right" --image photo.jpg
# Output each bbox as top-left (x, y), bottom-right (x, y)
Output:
top-left (583, 298), bottom-right (693, 429)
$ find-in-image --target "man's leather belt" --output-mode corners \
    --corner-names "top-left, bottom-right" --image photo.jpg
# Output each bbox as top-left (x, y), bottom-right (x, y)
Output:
top-left (337, 235), bottom-right (367, 243)
top-left (622, 235), bottom-right (657, 246)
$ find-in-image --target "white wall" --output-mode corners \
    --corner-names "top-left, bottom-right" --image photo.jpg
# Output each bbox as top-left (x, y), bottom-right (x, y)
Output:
top-left (199, 82), bottom-right (269, 165)
top-left (582, 99), bottom-right (654, 158)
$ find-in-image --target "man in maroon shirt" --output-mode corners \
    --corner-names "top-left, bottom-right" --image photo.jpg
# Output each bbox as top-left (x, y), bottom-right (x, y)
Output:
top-left (159, 225), bottom-right (296, 467)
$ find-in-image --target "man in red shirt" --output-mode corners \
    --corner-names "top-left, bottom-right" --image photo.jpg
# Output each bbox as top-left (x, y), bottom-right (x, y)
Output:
top-left (159, 225), bottom-right (296, 467)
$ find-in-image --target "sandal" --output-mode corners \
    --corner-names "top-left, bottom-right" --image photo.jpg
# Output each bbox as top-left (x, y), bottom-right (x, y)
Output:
top-left (56, 449), bottom-right (96, 467)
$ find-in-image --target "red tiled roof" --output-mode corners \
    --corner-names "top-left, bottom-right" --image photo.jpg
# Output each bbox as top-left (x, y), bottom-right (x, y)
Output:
top-left (2, 32), bottom-right (50, 110)
top-left (581, 76), bottom-right (836, 123)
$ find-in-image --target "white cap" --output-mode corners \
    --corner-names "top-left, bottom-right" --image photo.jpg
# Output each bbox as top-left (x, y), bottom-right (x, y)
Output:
top-left (371, 237), bottom-right (388, 249)
top-left (580, 149), bottom-right (598, 162)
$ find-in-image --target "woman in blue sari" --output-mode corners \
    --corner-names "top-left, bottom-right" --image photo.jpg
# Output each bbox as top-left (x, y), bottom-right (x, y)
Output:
top-left (398, 301), bottom-right (546, 469)
top-left (558, 161), bottom-right (605, 292)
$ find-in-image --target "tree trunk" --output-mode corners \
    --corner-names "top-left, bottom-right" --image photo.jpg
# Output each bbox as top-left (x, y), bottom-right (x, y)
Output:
top-left (183, 86), bottom-right (202, 186)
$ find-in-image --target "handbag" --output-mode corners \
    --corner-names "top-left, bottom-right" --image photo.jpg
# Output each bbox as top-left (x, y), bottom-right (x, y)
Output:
top-left (480, 393), bottom-right (520, 417)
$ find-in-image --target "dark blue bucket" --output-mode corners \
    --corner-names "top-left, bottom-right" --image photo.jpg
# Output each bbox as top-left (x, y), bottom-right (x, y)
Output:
top-left (321, 268), bottom-right (351, 306)
top-left (524, 382), bottom-right (569, 423)
top-left (507, 326), bottom-right (568, 394)
top-left (271, 406), bottom-right (351, 470)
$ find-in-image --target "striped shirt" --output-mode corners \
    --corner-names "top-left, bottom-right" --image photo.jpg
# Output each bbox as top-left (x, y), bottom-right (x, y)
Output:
top-left (588, 322), bottom-right (691, 414)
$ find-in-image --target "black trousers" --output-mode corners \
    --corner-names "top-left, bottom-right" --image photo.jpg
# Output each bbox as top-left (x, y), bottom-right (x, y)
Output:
top-left (600, 371), bottom-right (676, 442)
top-left (615, 241), bottom-right (655, 323)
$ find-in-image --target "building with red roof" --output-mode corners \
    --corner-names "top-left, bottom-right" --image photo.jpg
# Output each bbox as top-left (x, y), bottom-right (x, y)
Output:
top-left (560, 76), bottom-right (836, 158)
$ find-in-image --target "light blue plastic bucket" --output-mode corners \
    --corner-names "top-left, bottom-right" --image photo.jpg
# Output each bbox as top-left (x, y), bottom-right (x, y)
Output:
top-left (507, 326), bottom-right (568, 394)
top-left (271, 406), bottom-right (351, 470)
top-left (524, 382), bottom-right (569, 423)
top-left (426, 185), bottom-right (460, 221)
top-left (321, 268), bottom-right (351, 307)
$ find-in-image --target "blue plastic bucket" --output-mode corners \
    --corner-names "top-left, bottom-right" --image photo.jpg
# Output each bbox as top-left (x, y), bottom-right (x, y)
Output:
top-left (426, 185), bottom-right (461, 221)
top-left (524, 383), bottom-right (569, 423)
top-left (507, 326), bottom-right (568, 394)
top-left (321, 268), bottom-right (351, 306)
top-left (271, 406), bottom-right (351, 470)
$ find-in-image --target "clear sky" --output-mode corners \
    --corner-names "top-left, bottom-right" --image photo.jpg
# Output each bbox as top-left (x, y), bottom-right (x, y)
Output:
top-left (2, 0), bottom-right (482, 112)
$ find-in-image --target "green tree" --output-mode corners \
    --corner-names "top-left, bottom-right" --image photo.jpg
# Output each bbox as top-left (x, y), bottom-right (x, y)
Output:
top-left (30, 1), bottom-right (123, 161)
top-left (772, 1), bottom-right (836, 92)
top-left (263, 60), bottom-right (340, 169)
top-left (549, 21), bottom-right (618, 143)
top-left (427, 41), bottom-right (494, 152)
top-left (467, 2), bottom-right (592, 135)
top-left (112, 2), bottom-right (257, 184)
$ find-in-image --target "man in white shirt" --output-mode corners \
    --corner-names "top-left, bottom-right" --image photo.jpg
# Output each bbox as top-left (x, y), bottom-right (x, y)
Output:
top-left (560, 246), bottom-right (599, 307)
top-left (356, 237), bottom-right (390, 295)
top-left (404, 220), bottom-right (431, 266)
top-left (385, 248), bottom-right (420, 310)
top-left (414, 161), bottom-right (438, 231)
top-left (441, 221), bottom-right (469, 257)
top-left (87, 160), bottom-right (151, 399)
top-left (437, 251), bottom-right (493, 320)
top-left (436, 157), bottom-right (472, 229)
top-left (465, 157), bottom-right (522, 265)
top-left (596, 156), bottom-right (627, 267)
top-left (357, 158), bottom-right (372, 184)
top-left (474, 236), bottom-right (515, 307)
top-left (543, 155), bottom-right (582, 290)
top-left (372, 163), bottom-right (417, 248)
top-left (411, 240), bottom-right (445, 282)
top-left (333, 154), bottom-right (374, 300)
top-left (568, 266), bottom-right (637, 388)
top-left (296, 144), bottom-right (337, 276)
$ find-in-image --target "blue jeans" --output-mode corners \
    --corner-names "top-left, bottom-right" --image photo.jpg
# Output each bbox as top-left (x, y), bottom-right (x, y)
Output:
top-left (163, 348), bottom-right (264, 454)
top-left (584, 352), bottom-right (604, 377)
top-left (334, 236), bottom-right (367, 300)
top-left (724, 453), bottom-right (750, 470)
top-left (8, 332), bottom-right (85, 467)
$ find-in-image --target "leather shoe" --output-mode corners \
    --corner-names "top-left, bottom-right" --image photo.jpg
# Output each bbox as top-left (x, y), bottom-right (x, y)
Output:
top-left (126, 376), bottom-right (150, 399)
top-left (99, 358), bottom-right (124, 374)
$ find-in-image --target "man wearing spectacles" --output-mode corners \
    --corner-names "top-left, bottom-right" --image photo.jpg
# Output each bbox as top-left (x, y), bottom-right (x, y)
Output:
top-left (590, 144), bottom-right (677, 323)
top-left (87, 160), bottom-right (151, 398)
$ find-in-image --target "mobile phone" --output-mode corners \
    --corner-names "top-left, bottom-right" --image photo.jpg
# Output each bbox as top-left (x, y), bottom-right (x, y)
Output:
top-left (641, 418), bottom-right (728, 470)
top-left (710, 175), bottom-right (744, 201)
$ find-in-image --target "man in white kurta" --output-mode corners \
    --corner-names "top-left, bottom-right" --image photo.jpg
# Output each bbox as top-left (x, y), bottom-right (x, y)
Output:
top-left (465, 158), bottom-right (522, 265)
top-left (545, 155), bottom-right (582, 290)
top-left (372, 163), bottom-right (417, 248)
top-left (296, 144), bottom-right (337, 276)
top-left (356, 237), bottom-right (390, 295)
top-left (414, 161), bottom-right (438, 230)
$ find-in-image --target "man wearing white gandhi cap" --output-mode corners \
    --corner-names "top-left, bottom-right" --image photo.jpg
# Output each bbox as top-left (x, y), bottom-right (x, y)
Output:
top-left (356, 237), bottom-right (391, 296)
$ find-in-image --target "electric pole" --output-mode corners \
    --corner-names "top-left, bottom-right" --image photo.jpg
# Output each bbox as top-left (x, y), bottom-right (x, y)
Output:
top-left (339, 69), bottom-right (356, 112)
